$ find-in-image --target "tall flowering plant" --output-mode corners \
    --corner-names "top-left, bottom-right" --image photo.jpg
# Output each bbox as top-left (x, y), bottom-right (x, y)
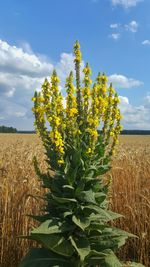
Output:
top-left (19, 42), bottom-right (144, 267)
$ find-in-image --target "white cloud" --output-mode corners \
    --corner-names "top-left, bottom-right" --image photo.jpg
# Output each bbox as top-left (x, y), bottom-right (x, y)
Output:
top-left (0, 39), bottom-right (85, 130)
top-left (14, 111), bottom-right (26, 118)
top-left (110, 33), bottom-right (121, 40)
top-left (119, 95), bottom-right (129, 105)
top-left (144, 93), bottom-right (150, 107)
top-left (0, 40), bottom-right (53, 77)
top-left (109, 74), bottom-right (143, 88)
top-left (142, 40), bottom-right (150, 45)
top-left (119, 95), bottom-right (150, 129)
top-left (110, 23), bottom-right (119, 29)
top-left (4, 87), bottom-right (16, 98)
top-left (20, 41), bottom-right (33, 54)
top-left (0, 98), bottom-right (27, 119)
top-left (0, 40), bottom-right (82, 100)
top-left (125, 20), bottom-right (138, 33)
top-left (111, 0), bottom-right (143, 8)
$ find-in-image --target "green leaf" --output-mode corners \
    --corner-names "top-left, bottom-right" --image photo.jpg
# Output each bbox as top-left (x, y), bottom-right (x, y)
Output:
top-left (19, 248), bottom-right (70, 267)
top-left (128, 263), bottom-right (145, 267)
top-left (77, 190), bottom-right (96, 204)
top-left (63, 185), bottom-right (74, 190)
top-left (31, 219), bottom-right (61, 234)
top-left (70, 236), bottom-right (90, 262)
top-left (31, 219), bottom-right (75, 235)
top-left (106, 210), bottom-right (123, 221)
top-left (96, 165), bottom-right (110, 175)
top-left (87, 222), bottom-right (106, 231)
top-left (84, 205), bottom-right (112, 221)
top-left (52, 195), bottom-right (77, 204)
top-left (94, 192), bottom-right (107, 205)
top-left (64, 156), bottom-right (71, 174)
top-left (30, 234), bottom-right (74, 257)
top-left (101, 249), bottom-right (122, 267)
top-left (86, 249), bottom-right (122, 267)
top-left (89, 227), bottom-right (136, 250)
top-left (63, 211), bottom-right (73, 218)
top-left (72, 215), bottom-right (90, 231)
top-left (27, 214), bottom-right (51, 223)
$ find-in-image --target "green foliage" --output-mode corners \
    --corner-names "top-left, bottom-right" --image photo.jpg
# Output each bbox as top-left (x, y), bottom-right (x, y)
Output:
top-left (19, 142), bottom-right (144, 267)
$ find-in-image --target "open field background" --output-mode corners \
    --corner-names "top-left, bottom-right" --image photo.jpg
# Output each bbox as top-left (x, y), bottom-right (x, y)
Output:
top-left (0, 134), bottom-right (150, 267)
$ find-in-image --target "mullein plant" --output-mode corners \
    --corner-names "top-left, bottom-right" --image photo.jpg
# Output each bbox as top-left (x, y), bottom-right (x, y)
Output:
top-left (19, 42), bottom-right (145, 267)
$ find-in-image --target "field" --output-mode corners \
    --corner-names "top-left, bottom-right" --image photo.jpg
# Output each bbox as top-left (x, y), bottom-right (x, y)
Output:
top-left (0, 134), bottom-right (150, 267)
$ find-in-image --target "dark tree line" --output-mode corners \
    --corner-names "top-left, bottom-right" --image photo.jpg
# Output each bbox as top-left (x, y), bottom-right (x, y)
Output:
top-left (98, 129), bottom-right (150, 135)
top-left (120, 129), bottom-right (150, 135)
top-left (0, 125), bottom-right (17, 133)
top-left (0, 125), bottom-right (149, 135)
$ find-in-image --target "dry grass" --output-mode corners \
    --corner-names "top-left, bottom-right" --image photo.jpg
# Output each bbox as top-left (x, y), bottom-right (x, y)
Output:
top-left (0, 134), bottom-right (150, 267)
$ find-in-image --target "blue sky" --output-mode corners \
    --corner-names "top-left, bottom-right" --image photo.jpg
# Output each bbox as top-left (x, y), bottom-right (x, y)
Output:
top-left (0, 0), bottom-right (150, 130)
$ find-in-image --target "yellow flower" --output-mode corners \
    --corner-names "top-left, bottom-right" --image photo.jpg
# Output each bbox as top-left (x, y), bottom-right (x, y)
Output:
top-left (87, 148), bottom-right (92, 154)
top-left (74, 41), bottom-right (82, 63)
top-left (58, 159), bottom-right (64, 165)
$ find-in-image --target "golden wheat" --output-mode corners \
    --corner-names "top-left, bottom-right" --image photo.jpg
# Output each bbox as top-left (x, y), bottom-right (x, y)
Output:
top-left (0, 134), bottom-right (149, 267)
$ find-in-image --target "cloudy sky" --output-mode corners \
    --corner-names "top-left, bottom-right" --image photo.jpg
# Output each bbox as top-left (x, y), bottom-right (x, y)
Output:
top-left (0, 0), bottom-right (150, 130)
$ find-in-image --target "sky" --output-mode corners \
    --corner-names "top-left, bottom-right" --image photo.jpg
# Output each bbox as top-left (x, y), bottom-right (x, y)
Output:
top-left (0, 0), bottom-right (150, 130)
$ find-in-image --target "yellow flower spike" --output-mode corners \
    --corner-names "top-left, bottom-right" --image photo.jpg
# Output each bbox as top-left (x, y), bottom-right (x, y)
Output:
top-left (73, 40), bottom-right (82, 123)
top-left (85, 82), bottom-right (100, 153)
top-left (82, 63), bottom-right (92, 123)
top-left (32, 91), bottom-right (48, 142)
top-left (108, 108), bottom-right (122, 157)
top-left (48, 70), bottom-right (65, 163)
top-left (41, 78), bottom-right (51, 106)
top-left (74, 40), bottom-right (82, 63)
top-left (105, 93), bottom-right (120, 145)
top-left (102, 82), bottom-right (116, 141)
top-left (65, 71), bottom-right (78, 140)
top-left (95, 73), bottom-right (108, 123)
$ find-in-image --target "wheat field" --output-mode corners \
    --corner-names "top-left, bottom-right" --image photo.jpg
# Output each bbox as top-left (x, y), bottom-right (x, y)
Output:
top-left (0, 134), bottom-right (150, 267)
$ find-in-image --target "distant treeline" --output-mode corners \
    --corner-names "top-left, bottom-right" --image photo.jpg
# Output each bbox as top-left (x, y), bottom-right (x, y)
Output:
top-left (1, 126), bottom-right (150, 135)
top-left (121, 130), bottom-right (150, 135)
top-left (99, 130), bottom-right (150, 135)
top-left (0, 125), bottom-right (17, 133)
top-left (18, 130), bottom-right (150, 135)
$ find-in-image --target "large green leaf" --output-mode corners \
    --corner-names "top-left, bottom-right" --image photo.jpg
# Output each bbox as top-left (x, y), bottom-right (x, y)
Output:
top-left (19, 248), bottom-right (70, 267)
top-left (84, 205), bottom-right (113, 221)
top-left (86, 249), bottom-right (122, 267)
top-left (72, 215), bottom-right (90, 231)
top-left (77, 190), bottom-right (96, 204)
top-left (31, 219), bottom-right (62, 234)
top-left (31, 219), bottom-right (75, 235)
top-left (87, 222), bottom-right (106, 231)
top-left (30, 234), bottom-right (74, 257)
top-left (101, 249), bottom-right (122, 267)
top-left (70, 236), bottom-right (90, 262)
top-left (89, 227), bottom-right (136, 250)
top-left (27, 214), bottom-right (51, 223)
top-left (52, 195), bottom-right (77, 204)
